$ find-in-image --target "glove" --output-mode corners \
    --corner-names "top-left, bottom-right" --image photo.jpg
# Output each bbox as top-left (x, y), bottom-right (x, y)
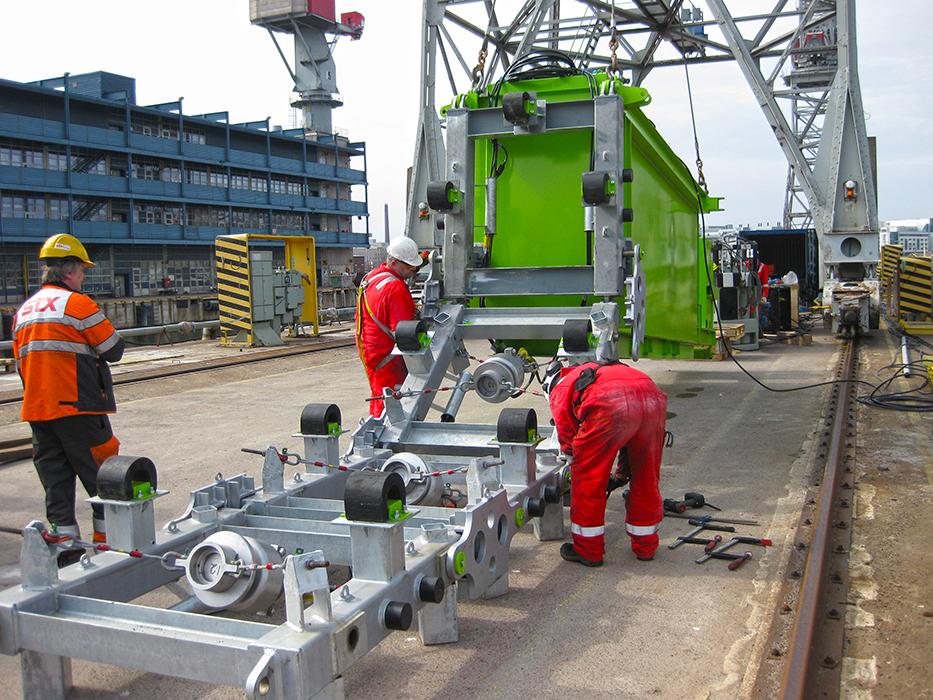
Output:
top-left (606, 475), bottom-right (628, 499)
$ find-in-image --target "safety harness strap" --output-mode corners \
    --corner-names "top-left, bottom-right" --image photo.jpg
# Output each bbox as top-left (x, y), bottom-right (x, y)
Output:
top-left (356, 270), bottom-right (402, 374)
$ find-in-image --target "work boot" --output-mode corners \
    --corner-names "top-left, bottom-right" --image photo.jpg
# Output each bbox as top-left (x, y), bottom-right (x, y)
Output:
top-left (559, 543), bottom-right (603, 568)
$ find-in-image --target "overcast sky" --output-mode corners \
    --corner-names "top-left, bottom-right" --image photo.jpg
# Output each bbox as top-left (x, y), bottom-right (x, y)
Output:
top-left (2, 1), bottom-right (930, 238)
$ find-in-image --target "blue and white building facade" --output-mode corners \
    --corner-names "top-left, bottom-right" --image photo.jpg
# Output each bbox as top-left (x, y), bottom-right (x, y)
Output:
top-left (0, 71), bottom-right (368, 302)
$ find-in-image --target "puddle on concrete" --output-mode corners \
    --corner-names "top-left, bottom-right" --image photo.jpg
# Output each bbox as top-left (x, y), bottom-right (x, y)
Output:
top-left (675, 393), bottom-right (698, 398)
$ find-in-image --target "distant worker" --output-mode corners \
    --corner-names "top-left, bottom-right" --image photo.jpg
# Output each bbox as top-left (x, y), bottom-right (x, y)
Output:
top-left (12, 234), bottom-right (125, 565)
top-left (355, 236), bottom-right (421, 416)
top-left (544, 360), bottom-right (668, 566)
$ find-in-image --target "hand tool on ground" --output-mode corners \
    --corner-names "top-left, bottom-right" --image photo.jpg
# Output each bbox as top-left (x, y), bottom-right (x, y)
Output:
top-left (727, 552), bottom-right (753, 570)
top-left (663, 498), bottom-right (687, 513)
top-left (664, 512), bottom-right (760, 526)
top-left (704, 535), bottom-right (723, 553)
top-left (668, 534), bottom-right (723, 550)
top-left (695, 535), bottom-right (771, 563)
top-left (683, 492), bottom-right (722, 511)
top-left (668, 521), bottom-right (735, 549)
top-left (699, 548), bottom-right (754, 570)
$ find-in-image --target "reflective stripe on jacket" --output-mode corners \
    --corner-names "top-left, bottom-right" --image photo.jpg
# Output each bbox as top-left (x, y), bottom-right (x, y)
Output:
top-left (13, 284), bottom-right (124, 421)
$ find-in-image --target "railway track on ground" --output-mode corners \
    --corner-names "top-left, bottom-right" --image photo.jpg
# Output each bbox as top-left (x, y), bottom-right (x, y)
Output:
top-left (0, 336), bottom-right (355, 408)
top-left (755, 339), bottom-right (859, 698)
top-left (0, 337), bottom-right (356, 462)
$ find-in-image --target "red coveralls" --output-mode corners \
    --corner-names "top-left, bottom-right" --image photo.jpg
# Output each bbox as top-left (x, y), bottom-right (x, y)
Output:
top-left (549, 362), bottom-right (668, 561)
top-left (355, 264), bottom-right (417, 416)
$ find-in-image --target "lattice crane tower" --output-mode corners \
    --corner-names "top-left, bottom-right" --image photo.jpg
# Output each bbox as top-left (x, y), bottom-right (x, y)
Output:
top-left (405, 0), bottom-right (878, 331)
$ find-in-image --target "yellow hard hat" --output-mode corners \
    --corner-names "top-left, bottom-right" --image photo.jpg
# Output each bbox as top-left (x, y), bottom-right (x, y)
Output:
top-left (39, 234), bottom-right (95, 267)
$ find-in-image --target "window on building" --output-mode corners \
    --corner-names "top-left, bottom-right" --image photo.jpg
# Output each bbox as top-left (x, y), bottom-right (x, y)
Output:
top-left (0, 145), bottom-right (23, 167)
top-left (288, 181), bottom-right (303, 196)
top-left (183, 129), bottom-right (206, 145)
top-left (230, 173), bottom-right (250, 190)
top-left (209, 171), bottom-right (228, 188)
top-left (251, 176), bottom-right (268, 193)
top-left (161, 166), bottom-right (181, 183)
top-left (132, 160), bottom-right (161, 181)
top-left (1, 195), bottom-right (25, 218)
top-left (132, 115), bottom-right (160, 137)
top-left (88, 202), bottom-right (109, 222)
top-left (135, 205), bottom-right (160, 225)
top-left (272, 212), bottom-right (303, 230)
top-left (187, 169), bottom-right (208, 186)
top-left (162, 206), bottom-right (182, 225)
top-left (48, 198), bottom-right (68, 220)
top-left (160, 125), bottom-right (179, 140)
top-left (271, 178), bottom-right (287, 194)
top-left (47, 151), bottom-right (68, 171)
top-left (71, 149), bottom-right (109, 176)
top-left (23, 149), bottom-right (44, 169)
top-left (24, 198), bottom-right (44, 219)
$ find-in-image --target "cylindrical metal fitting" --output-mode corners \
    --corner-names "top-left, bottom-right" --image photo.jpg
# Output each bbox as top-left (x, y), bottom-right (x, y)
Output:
top-left (380, 452), bottom-right (443, 506)
top-left (474, 351), bottom-right (525, 404)
top-left (184, 532), bottom-right (284, 612)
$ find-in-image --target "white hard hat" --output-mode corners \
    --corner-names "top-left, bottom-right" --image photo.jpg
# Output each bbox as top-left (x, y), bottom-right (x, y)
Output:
top-left (386, 237), bottom-right (422, 267)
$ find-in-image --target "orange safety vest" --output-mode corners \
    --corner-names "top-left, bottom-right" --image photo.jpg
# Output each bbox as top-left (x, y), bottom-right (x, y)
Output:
top-left (13, 284), bottom-right (122, 422)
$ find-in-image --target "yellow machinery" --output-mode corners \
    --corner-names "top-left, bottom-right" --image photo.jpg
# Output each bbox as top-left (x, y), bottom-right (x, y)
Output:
top-left (880, 244), bottom-right (933, 335)
top-left (215, 234), bottom-right (319, 347)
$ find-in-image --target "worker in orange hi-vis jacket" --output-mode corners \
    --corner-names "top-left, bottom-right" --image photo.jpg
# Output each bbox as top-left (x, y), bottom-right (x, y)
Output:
top-left (12, 234), bottom-right (125, 565)
top-left (544, 359), bottom-right (668, 567)
top-left (355, 237), bottom-right (420, 417)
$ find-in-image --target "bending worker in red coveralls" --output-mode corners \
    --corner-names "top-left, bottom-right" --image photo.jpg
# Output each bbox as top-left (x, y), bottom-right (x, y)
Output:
top-left (12, 234), bottom-right (124, 567)
top-left (356, 236), bottom-right (421, 416)
top-left (545, 360), bottom-right (668, 567)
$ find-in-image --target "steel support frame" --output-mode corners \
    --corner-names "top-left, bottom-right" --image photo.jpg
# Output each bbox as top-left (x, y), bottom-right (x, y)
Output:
top-left (406, 0), bottom-right (878, 331)
top-left (1, 425), bottom-right (564, 699)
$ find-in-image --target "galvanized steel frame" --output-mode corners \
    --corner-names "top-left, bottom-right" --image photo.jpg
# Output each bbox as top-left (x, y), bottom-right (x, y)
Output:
top-left (405, 0), bottom-right (878, 317)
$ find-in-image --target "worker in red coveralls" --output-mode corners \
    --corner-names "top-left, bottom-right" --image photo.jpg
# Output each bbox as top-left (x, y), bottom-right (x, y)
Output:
top-left (544, 360), bottom-right (668, 567)
top-left (355, 237), bottom-right (421, 416)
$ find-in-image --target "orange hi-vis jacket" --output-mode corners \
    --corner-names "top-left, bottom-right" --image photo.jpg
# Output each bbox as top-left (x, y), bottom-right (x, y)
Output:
top-left (13, 284), bottom-right (124, 422)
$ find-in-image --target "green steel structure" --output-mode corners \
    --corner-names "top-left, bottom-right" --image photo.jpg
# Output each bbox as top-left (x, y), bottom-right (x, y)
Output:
top-left (441, 73), bottom-right (721, 359)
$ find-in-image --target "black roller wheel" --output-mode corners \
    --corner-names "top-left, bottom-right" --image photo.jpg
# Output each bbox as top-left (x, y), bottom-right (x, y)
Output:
top-left (426, 181), bottom-right (454, 211)
top-left (562, 318), bottom-right (593, 353)
top-left (96, 455), bottom-right (158, 501)
top-left (497, 407), bottom-right (538, 444)
top-left (344, 471), bottom-right (407, 523)
top-left (300, 403), bottom-right (341, 436)
top-left (582, 171), bottom-right (611, 205)
top-left (395, 319), bottom-right (428, 352)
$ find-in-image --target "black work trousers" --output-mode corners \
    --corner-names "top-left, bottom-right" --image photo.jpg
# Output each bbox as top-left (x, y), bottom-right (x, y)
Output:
top-left (30, 414), bottom-right (115, 528)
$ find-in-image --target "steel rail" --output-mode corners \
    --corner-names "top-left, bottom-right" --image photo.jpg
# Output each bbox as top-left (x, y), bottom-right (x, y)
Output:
top-left (779, 339), bottom-right (856, 699)
top-left (0, 336), bottom-right (355, 407)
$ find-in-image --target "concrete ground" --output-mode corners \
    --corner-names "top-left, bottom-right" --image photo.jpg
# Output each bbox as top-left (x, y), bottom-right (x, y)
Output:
top-left (0, 326), bottom-right (842, 699)
top-left (841, 329), bottom-right (933, 700)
